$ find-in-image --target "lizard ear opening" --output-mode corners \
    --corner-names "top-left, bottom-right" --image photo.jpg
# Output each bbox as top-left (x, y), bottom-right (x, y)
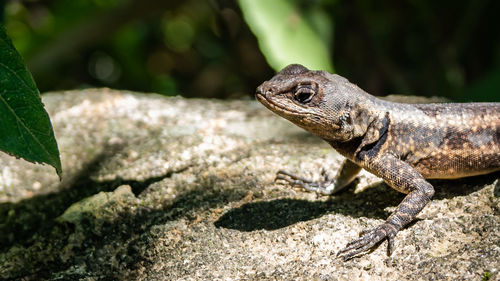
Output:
top-left (294, 84), bottom-right (316, 104)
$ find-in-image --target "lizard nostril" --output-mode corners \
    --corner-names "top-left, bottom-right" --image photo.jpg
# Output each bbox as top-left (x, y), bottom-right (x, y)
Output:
top-left (256, 84), bottom-right (272, 97)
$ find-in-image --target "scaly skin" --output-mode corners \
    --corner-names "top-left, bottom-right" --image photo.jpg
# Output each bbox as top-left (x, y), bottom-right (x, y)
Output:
top-left (256, 64), bottom-right (500, 260)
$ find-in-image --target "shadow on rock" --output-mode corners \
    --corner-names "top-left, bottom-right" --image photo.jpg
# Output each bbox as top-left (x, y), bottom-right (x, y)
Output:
top-left (215, 171), bottom-right (499, 232)
top-left (0, 147), bottom-right (119, 251)
top-left (0, 143), bottom-right (183, 251)
top-left (214, 198), bottom-right (332, 231)
top-left (215, 182), bottom-right (401, 231)
top-left (1, 178), bottom-right (246, 279)
top-left (430, 171), bottom-right (500, 199)
top-left (49, 187), bottom-right (247, 280)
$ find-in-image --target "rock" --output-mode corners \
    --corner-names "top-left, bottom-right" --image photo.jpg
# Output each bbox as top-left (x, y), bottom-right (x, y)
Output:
top-left (56, 185), bottom-right (138, 226)
top-left (0, 89), bottom-right (498, 280)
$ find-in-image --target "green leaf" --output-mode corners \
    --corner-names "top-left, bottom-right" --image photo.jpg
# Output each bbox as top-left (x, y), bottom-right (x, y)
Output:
top-left (0, 25), bottom-right (62, 178)
top-left (238, 0), bottom-right (334, 72)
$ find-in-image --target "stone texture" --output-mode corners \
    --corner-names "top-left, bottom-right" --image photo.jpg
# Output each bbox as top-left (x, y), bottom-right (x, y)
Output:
top-left (0, 89), bottom-right (498, 280)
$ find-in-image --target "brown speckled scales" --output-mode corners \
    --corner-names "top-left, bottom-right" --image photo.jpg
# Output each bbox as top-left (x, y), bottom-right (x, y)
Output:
top-left (410, 103), bottom-right (500, 178)
top-left (256, 64), bottom-right (500, 260)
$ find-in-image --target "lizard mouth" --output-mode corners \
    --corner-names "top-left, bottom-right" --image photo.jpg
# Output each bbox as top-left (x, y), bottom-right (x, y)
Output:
top-left (255, 92), bottom-right (321, 119)
top-left (256, 91), bottom-right (341, 136)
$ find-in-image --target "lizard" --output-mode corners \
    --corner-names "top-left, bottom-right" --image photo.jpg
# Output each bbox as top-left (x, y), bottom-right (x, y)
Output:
top-left (255, 64), bottom-right (500, 260)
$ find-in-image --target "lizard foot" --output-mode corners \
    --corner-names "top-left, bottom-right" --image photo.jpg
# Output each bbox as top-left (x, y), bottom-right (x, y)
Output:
top-left (336, 222), bottom-right (398, 261)
top-left (275, 169), bottom-right (336, 195)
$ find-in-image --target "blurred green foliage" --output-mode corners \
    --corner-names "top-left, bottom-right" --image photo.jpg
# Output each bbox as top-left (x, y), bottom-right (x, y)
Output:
top-left (238, 0), bottom-right (334, 72)
top-left (4, 0), bottom-right (273, 98)
top-left (2, 0), bottom-right (500, 101)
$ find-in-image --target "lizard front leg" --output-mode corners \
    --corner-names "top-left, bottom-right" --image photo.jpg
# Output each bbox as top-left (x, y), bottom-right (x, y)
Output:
top-left (276, 159), bottom-right (361, 195)
top-left (337, 154), bottom-right (435, 260)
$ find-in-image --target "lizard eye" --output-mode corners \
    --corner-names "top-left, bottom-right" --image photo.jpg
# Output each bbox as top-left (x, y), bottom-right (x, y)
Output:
top-left (294, 84), bottom-right (316, 103)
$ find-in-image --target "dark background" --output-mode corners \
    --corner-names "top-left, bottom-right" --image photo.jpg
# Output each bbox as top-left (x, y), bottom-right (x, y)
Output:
top-left (3, 0), bottom-right (499, 101)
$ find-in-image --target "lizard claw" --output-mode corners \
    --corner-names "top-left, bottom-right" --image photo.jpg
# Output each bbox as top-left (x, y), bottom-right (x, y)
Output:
top-left (275, 170), bottom-right (336, 195)
top-left (336, 222), bottom-right (398, 260)
top-left (275, 170), bottom-right (313, 184)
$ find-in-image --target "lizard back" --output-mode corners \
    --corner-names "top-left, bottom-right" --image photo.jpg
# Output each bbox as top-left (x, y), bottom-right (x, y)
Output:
top-left (388, 102), bottom-right (500, 179)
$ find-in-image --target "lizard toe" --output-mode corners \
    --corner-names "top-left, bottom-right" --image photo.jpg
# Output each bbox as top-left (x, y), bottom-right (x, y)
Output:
top-left (275, 170), bottom-right (336, 194)
top-left (337, 222), bottom-right (399, 260)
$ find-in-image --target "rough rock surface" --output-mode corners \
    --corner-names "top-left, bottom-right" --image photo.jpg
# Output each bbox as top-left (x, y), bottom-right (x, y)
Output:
top-left (0, 89), bottom-right (498, 280)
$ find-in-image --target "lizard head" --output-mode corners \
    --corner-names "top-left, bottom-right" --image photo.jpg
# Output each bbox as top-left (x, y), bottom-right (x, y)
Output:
top-left (256, 64), bottom-right (361, 141)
